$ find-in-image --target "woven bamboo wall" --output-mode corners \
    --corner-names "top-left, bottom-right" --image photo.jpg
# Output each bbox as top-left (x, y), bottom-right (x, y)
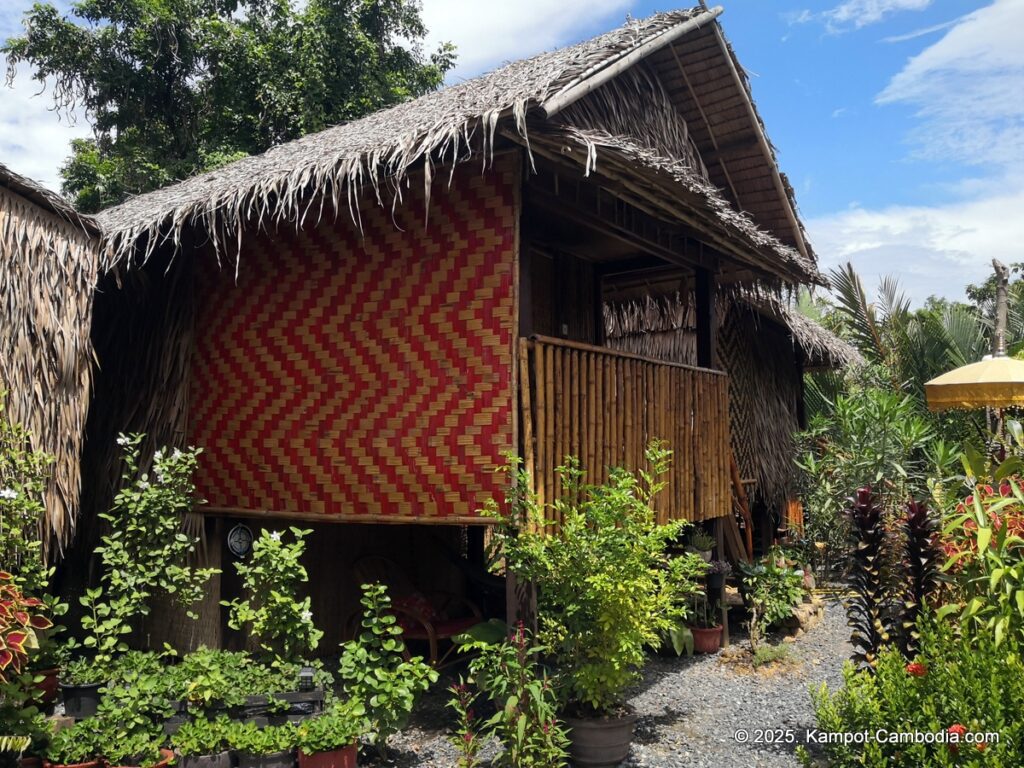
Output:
top-left (188, 157), bottom-right (519, 522)
top-left (519, 335), bottom-right (731, 523)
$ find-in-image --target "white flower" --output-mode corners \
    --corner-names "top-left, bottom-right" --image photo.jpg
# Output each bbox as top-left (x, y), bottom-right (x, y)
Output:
top-left (172, 448), bottom-right (183, 459)
top-left (154, 449), bottom-right (164, 462)
top-left (0, 488), bottom-right (17, 500)
top-left (116, 435), bottom-right (129, 447)
top-left (270, 531), bottom-right (282, 541)
top-left (300, 609), bottom-right (313, 623)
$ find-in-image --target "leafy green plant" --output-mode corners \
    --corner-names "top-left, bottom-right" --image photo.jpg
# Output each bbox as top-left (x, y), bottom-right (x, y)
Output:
top-left (846, 487), bottom-right (892, 670)
top-left (795, 386), bottom-right (933, 583)
top-left (487, 444), bottom-right (687, 715)
top-left (688, 529), bottom-right (715, 553)
top-left (942, 480), bottom-right (1024, 647)
top-left (447, 680), bottom-right (484, 768)
top-left (71, 435), bottom-right (216, 678)
top-left (738, 548), bottom-right (805, 650)
top-left (814, 615), bottom-right (1023, 767)
top-left (225, 722), bottom-right (296, 756)
top-left (171, 716), bottom-right (233, 757)
top-left (338, 583), bottom-right (437, 756)
top-left (458, 624), bottom-right (569, 768)
top-left (0, 572), bottom-right (53, 684)
top-left (223, 527), bottom-right (321, 664)
top-left (46, 717), bottom-right (104, 765)
top-left (295, 699), bottom-right (366, 754)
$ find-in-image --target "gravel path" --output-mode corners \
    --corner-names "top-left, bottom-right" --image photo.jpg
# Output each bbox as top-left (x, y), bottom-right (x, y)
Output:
top-left (383, 598), bottom-right (851, 767)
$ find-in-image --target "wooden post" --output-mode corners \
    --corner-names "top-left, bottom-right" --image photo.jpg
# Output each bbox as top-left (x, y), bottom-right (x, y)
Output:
top-left (695, 266), bottom-right (716, 368)
top-left (715, 517), bottom-right (728, 648)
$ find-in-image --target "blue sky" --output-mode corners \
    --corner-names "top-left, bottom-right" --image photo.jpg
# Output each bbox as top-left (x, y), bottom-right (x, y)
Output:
top-left (3, 0), bottom-right (1022, 304)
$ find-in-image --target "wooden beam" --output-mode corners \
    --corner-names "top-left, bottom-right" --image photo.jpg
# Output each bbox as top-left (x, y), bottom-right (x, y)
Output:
top-left (709, 23), bottom-right (811, 261)
top-left (694, 265), bottom-right (716, 368)
top-left (668, 41), bottom-right (744, 209)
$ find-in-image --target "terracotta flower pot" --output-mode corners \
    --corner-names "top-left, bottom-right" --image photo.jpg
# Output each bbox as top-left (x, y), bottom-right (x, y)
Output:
top-left (237, 751), bottom-right (295, 768)
top-left (563, 711), bottom-right (637, 767)
top-left (107, 748), bottom-right (175, 768)
top-left (691, 625), bottom-right (723, 654)
top-left (43, 760), bottom-right (102, 768)
top-left (298, 745), bottom-right (357, 768)
top-left (59, 681), bottom-right (104, 720)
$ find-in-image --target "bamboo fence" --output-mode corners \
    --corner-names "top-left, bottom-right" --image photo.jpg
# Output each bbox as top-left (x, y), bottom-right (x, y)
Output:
top-left (518, 335), bottom-right (731, 524)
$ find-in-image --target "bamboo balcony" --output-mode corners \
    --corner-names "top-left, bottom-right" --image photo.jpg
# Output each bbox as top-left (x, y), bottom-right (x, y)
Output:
top-left (518, 335), bottom-right (732, 525)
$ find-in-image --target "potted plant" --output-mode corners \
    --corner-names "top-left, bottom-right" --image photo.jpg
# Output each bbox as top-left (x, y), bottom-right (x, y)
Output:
top-left (101, 731), bottom-right (172, 768)
top-left (487, 446), bottom-right (687, 767)
top-left (59, 657), bottom-right (110, 720)
top-left (686, 529), bottom-right (715, 562)
top-left (295, 699), bottom-right (366, 768)
top-left (228, 722), bottom-right (296, 768)
top-left (705, 560), bottom-right (732, 592)
top-left (171, 716), bottom-right (234, 768)
top-left (43, 718), bottom-right (103, 768)
top-left (688, 594), bottom-right (723, 654)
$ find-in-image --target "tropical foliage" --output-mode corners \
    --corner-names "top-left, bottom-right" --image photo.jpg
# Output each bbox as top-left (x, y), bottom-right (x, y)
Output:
top-left (2, 0), bottom-right (456, 211)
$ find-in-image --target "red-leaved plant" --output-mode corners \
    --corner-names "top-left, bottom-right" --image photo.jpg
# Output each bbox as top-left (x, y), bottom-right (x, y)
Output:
top-left (0, 570), bottom-right (52, 682)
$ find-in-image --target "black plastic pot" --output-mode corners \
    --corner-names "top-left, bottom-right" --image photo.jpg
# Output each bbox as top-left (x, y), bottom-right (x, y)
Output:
top-left (236, 751), bottom-right (294, 768)
top-left (237, 690), bottom-right (324, 726)
top-left (59, 681), bottom-right (104, 720)
top-left (706, 572), bottom-right (725, 592)
top-left (564, 710), bottom-right (637, 768)
top-left (178, 751), bottom-right (235, 768)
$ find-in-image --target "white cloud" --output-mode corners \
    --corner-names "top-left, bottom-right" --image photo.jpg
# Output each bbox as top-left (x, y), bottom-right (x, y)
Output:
top-left (0, 68), bottom-right (91, 191)
top-left (809, 180), bottom-right (1024, 303)
top-left (811, 1), bottom-right (1024, 305)
top-left (421, 0), bottom-right (632, 79)
top-left (877, 0), bottom-right (1024, 168)
top-left (881, 18), bottom-right (957, 43)
top-left (788, 0), bottom-right (931, 33)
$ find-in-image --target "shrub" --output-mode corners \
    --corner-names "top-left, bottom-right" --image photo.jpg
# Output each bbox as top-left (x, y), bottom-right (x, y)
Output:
top-left (738, 547), bottom-right (805, 650)
top-left (795, 387), bottom-right (933, 583)
top-left (223, 526), bottom-right (322, 663)
top-left (225, 722), bottom-right (296, 755)
top-left (456, 623), bottom-right (569, 768)
top-left (295, 699), bottom-right (366, 754)
top-left (487, 445), bottom-right (686, 715)
top-left (171, 716), bottom-right (233, 757)
top-left (846, 487), bottom-right (892, 670)
top-left (941, 480), bottom-right (1024, 646)
top-left (338, 583), bottom-right (437, 755)
top-left (814, 616), bottom-right (1024, 767)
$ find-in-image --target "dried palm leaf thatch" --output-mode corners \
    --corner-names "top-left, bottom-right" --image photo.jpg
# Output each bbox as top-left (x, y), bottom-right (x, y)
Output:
top-left (604, 290), bottom-right (857, 506)
top-left (0, 164), bottom-right (100, 551)
top-left (94, 6), bottom-right (814, 287)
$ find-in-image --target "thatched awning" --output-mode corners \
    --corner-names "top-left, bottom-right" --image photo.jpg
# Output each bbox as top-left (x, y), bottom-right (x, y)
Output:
top-left (0, 163), bottom-right (100, 550)
top-left (97, 7), bottom-right (819, 286)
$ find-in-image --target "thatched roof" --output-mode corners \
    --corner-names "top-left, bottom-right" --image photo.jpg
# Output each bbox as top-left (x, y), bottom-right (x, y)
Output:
top-left (97, 6), bottom-right (819, 285)
top-left (0, 163), bottom-right (99, 550)
top-left (604, 290), bottom-right (861, 371)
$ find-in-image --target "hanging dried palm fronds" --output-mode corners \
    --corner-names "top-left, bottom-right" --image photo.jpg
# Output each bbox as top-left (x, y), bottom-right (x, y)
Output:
top-left (0, 164), bottom-right (100, 551)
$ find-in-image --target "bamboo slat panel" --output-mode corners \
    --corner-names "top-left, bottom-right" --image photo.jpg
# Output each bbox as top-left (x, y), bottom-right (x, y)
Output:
top-left (188, 157), bottom-right (519, 522)
top-left (519, 335), bottom-right (731, 523)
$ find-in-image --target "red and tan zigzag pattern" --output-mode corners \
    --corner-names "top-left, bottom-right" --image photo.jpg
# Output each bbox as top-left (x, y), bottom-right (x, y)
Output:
top-left (189, 158), bottom-right (518, 521)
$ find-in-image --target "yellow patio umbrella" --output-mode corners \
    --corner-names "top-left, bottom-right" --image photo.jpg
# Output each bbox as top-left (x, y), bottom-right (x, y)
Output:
top-left (925, 260), bottom-right (1024, 412)
top-left (925, 355), bottom-right (1024, 411)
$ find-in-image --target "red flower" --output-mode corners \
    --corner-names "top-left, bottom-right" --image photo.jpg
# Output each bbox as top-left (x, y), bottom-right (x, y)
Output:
top-left (905, 662), bottom-right (927, 677)
top-left (977, 741), bottom-right (988, 752)
top-left (463, 732), bottom-right (474, 744)
top-left (947, 724), bottom-right (967, 753)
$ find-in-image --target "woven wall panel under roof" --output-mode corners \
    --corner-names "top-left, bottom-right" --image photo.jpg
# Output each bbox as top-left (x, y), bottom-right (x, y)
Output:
top-left (188, 157), bottom-right (519, 523)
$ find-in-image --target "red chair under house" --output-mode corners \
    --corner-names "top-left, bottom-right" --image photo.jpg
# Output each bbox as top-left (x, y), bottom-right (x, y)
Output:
top-left (349, 555), bottom-right (483, 667)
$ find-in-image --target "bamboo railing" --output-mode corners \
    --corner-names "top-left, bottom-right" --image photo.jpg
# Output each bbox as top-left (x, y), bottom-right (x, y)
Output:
top-left (518, 335), bottom-right (732, 524)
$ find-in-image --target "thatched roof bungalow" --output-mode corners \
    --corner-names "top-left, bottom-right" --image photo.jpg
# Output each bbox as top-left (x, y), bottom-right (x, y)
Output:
top-left (23, 4), bottom-right (846, 643)
top-left (0, 163), bottom-right (99, 550)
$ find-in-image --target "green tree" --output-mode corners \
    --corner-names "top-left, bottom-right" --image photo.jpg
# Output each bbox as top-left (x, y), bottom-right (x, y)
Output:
top-left (3, 0), bottom-right (456, 212)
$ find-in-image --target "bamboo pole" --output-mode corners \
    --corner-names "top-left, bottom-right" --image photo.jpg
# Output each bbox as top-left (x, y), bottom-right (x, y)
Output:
top-left (534, 341), bottom-right (546, 514)
top-left (518, 338), bottom-right (535, 502)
